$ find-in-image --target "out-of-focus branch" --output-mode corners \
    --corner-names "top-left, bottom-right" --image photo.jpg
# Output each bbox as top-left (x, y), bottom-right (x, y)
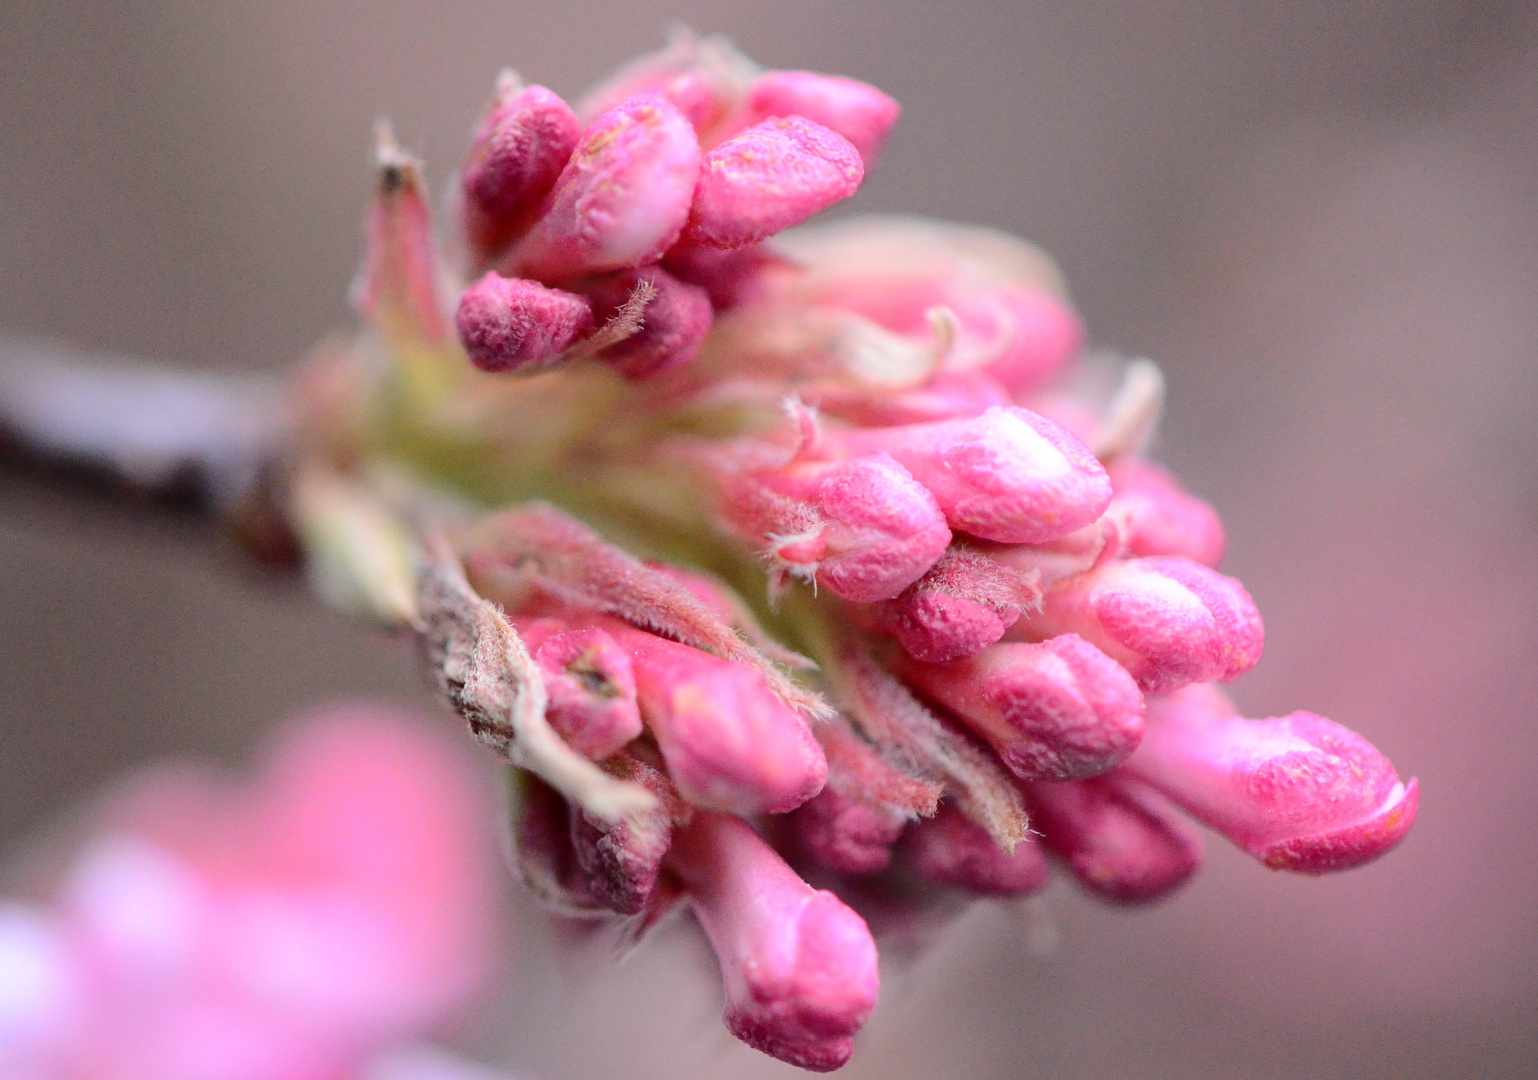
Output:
top-left (0, 336), bottom-right (285, 512)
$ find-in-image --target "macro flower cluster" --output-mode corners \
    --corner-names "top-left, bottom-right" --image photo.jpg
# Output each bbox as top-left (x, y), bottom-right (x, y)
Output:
top-left (267, 31), bottom-right (1419, 1073)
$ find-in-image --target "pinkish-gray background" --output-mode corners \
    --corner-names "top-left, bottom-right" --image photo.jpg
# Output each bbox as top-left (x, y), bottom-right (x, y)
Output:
top-left (3, 2), bottom-right (1536, 1077)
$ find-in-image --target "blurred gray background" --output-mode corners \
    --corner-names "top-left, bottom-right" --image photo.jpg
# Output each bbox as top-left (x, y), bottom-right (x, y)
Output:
top-left (3, 2), bottom-right (1537, 1077)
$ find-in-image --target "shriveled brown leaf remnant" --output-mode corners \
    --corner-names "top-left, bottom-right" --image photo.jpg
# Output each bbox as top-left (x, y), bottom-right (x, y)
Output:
top-left (417, 535), bottom-right (656, 821)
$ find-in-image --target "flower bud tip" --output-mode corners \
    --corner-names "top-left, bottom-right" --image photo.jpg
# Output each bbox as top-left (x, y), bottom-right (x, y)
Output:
top-left (901, 635), bottom-right (1145, 781)
top-left (459, 81), bottom-right (581, 262)
top-left (833, 406), bottom-right (1113, 545)
top-left (1022, 772), bottom-right (1202, 903)
top-left (509, 99), bottom-right (702, 280)
top-left (1017, 556), bottom-right (1262, 692)
top-left (791, 786), bottom-right (907, 876)
top-left (899, 803), bottom-right (1049, 896)
top-left (1130, 685), bottom-right (1419, 873)
top-left (455, 273), bottom-right (594, 372)
top-left (669, 813), bottom-right (878, 1072)
top-left (682, 116), bottom-right (864, 250)
top-left (737, 71), bottom-right (900, 170)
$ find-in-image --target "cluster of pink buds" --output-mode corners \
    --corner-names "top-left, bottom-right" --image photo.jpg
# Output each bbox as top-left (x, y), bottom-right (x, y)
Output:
top-left (270, 31), bottom-right (1419, 1073)
top-left (0, 706), bottom-right (507, 1080)
top-left (449, 33), bottom-right (887, 381)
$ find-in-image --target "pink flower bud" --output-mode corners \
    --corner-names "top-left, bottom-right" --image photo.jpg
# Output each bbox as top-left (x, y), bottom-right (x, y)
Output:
top-left (1020, 772), bottom-right (1202, 903)
top-left (681, 117), bottom-right (864, 250)
top-left (898, 635), bottom-right (1144, 780)
top-left (578, 266), bottom-right (713, 378)
top-left (568, 751), bottom-right (688, 915)
top-left (455, 273), bottom-right (594, 372)
top-left (508, 100), bottom-right (702, 281)
top-left (599, 619), bottom-right (827, 814)
top-left (459, 79), bottom-right (581, 263)
top-left (790, 786), bottom-right (907, 876)
top-left (875, 588), bottom-right (1011, 663)
top-left (788, 720), bottom-right (939, 875)
top-left (897, 802), bottom-right (1049, 896)
top-left (1125, 685), bottom-right (1419, 872)
top-left (717, 449), bottom-right (952, 602)
top-left (668, 812), bottom-right (879, 1072)
top-left (515, 618), bottom-right (642, 760)
top-left (1107, 458), bottom-right (1226, 567)
top-left (866, 546), bottom-right (1040, 663)
top-left (829, 405), bottom-right (1113, 544)
top-left (1012, 556), bottom-right (1264, 692)
top-left (646, 69), bottom-right (735, 132)
top-left (733, 71), bottom-right (901, 169)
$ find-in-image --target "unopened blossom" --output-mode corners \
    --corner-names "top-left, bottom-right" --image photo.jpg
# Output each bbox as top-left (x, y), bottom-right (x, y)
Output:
top-left (1126, 684), bottom-right (1420, 872)
top-left (859, 544), bottom-right (1040, 662)
top-left (682, 116), bottom-right (864, 249)
top-left (0, 30), bottom-right (1422, 1075)
top-left (1105, 457), bottom-right (1226, 566)
top-left (896, 635), bottom-right (1145, 781)
top-left (0, 705), bottom-right (504, 1080)
top-left (515, 618), bottom-right (643, 760)
top-left (786, 719), bottom-right (940, 877)
top-left (706, 427), bottom-right (954, 602)
top-left (505, 97), bottom-right (701, 282)
top-left (726, 71), bottom-right (901, 168)
top-left (1019, 771), bottom-right (1203, 903)
top-left (668, 812), bottom-right (879, 1072)
top-left (456, 275), bottom-right (595, 372)
top-left (1010, 555), bottom-right (1264, 692)
top-left (457, 75), bottom-right (580, 267)
top-left (897, 802), bottom-right (1051, 897)
top-left (577, 266), bottom-right (713, 378)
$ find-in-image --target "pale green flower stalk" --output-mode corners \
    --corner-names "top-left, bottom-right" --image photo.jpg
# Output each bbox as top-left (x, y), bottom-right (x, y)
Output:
top-left (0, 31), bottom-right (1417, 1073)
